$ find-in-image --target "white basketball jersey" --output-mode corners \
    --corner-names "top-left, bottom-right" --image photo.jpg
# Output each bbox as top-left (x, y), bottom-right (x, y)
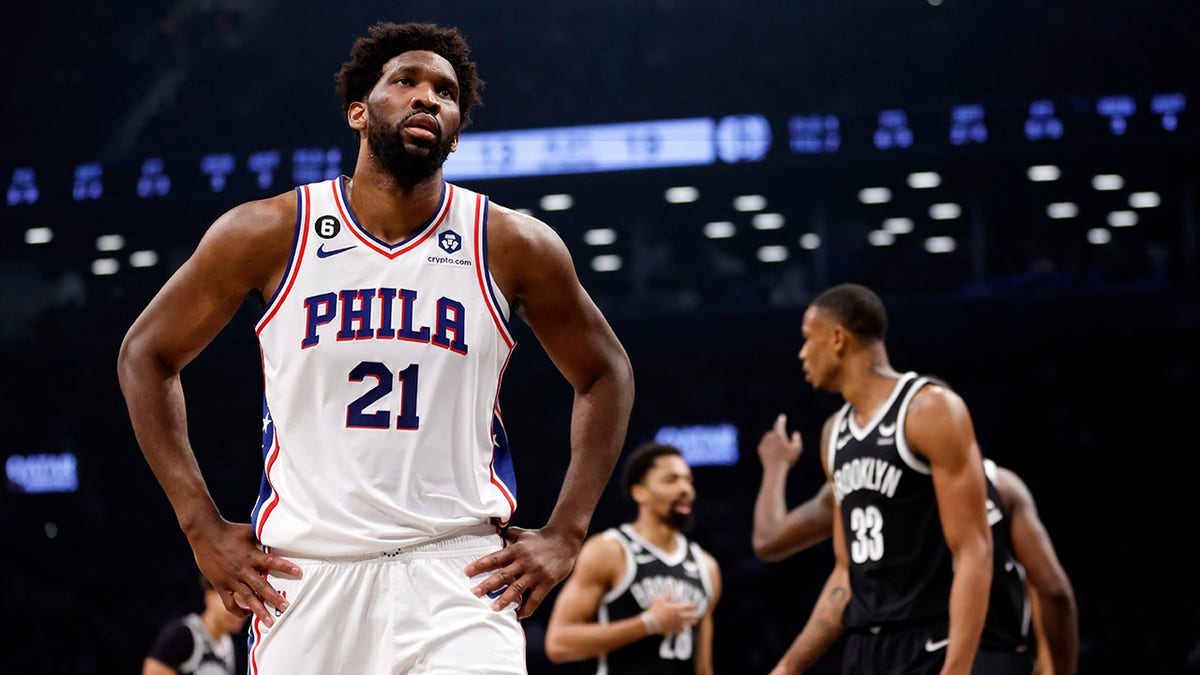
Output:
top-left (251, 176), bottom-right (517, 556)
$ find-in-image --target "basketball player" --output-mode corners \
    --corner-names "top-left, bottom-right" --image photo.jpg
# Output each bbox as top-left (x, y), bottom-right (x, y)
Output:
top-left (117, 22), bottom-right (634, 673)
top-left (748, 283), bottom-right (994, 675)
top-left (543, 443), bottom-right (722, 674)
top-left (754, 414), bottom-right (1078, 674)
top-left (143, 574), bottom-right (247, 675)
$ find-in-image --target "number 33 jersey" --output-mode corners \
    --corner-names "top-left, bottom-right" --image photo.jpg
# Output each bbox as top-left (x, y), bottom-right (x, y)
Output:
top-left (828, 372), bottom-right (951, 628)
top-left (251, 177), bottom-right (517, 557)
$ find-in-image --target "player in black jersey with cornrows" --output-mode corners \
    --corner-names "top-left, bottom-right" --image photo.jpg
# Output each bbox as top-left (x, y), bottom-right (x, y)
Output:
top-left (544, 443), bottom-right (722, 674)
top-left (770, 283), bottom-right (996, 675)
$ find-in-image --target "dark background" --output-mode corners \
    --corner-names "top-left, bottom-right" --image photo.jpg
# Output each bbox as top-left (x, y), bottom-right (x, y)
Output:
top-left (1, 1), bottom-right (1198, 673)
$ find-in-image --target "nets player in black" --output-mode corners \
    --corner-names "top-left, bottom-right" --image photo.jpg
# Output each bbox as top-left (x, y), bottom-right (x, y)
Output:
top-left (143, 574), bottom-right (248, 675)
top-left (544, 443), bottom-right (722, 674)
top-left (754, 414), bottom-right (1078, 674)
top-left (758, 283), bottom-right (995, 675)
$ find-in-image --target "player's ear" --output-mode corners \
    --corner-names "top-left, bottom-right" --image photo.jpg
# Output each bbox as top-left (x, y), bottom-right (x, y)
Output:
top-left (449, 134), bottom-right (458, 154)
top-left (348, 101), bottom-right (368, 133)
top-left (630, 483), bottom-right (647, 506)
top-left (831, 325), bottom-right (848, 354)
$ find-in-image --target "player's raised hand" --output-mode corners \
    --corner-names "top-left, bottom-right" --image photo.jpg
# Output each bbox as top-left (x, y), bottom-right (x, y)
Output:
top-left (465, 525), bottom-right (580, 620)
top-left (758, 413), bottom-right (803, 468)
top-left (186, 518), bottom-right (301, 627)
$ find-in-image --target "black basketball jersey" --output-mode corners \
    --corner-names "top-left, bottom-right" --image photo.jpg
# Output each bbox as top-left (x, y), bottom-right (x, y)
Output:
top-left (593, 524), bottom-right (714, 675)
top-left (830, 373), bottom-right (1034, 651)
top-left (829, 372), bottom-right (956, 628)
top-left (145, 613), bottom-right (237, 675)
top-left (981, 459), bottom-right (1034, 655)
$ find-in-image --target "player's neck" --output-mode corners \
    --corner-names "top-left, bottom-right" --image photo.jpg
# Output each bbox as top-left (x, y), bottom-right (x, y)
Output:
top-left (344, 167), bottom-right (444, 244)
top-left (841, 350), bottom-right (902, 423)
top-left (631, 515), bottom-right (680, 553)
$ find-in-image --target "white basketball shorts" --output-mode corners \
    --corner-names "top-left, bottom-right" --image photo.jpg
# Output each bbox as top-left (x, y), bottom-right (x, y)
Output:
top-left (247, 524), bottom-right (526, 674)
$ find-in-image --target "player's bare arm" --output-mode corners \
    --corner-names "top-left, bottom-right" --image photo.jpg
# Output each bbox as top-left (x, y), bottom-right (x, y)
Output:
top-left (770, 417), bottom-right (849, 675)
top-left (117, 194), bottom-right (302, 626)
top-left (753, 414), bottom-right (837, 561)
top-left (141, 658), bottom-right (177, 675)
top-left (905, 385), bottom-right (993, 675)
top-left (693, 550), bottom-right (722, 675)
top-left (465, 205), bottom-right (635, 619)
top-left (996, 467), bottom-right (1078, 675)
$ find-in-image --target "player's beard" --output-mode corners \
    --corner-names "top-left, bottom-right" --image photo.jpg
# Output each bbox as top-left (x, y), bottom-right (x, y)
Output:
top-left (366, 110), bottom-right (455, 182)
top-left (667, 498), bottom-right (695, 534)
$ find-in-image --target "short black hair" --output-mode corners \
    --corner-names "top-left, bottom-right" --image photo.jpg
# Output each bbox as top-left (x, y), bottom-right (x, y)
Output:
top-left (811, 283), bottom-right (888, 342)
top-left (620, 443), bottom-right (683, 501)
top-left (334, 22), bottom-right (484, 129)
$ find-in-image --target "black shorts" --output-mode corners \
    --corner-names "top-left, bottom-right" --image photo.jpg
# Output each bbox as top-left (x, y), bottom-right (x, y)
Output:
top-left (842, 622), bottom-right (1033, 675)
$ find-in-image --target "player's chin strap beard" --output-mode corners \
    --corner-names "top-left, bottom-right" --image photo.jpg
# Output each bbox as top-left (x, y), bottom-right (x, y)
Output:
top-left (668, 502), bottom-right (695, 534)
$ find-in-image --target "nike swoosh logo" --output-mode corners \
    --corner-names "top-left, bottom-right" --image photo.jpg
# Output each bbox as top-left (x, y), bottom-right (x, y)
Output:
top-left (878, 423), bottom-right (896, 437)
top-left (486, 586), bottom-right (507, 599)
top-left (317, 243), bottom-right (356, 258)
top-left (924, 638), bottom-right (950, 652)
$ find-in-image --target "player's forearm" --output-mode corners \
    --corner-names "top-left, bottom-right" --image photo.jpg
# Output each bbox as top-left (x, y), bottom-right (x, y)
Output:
top-left (544, 615), bottom-right (650, 663)
top-left (752, 464), bottom-right (790, 560)
top-left (546, 362), bottom-right (634, 542)
top-left (942, 546), bottom-right (992, 675)
top-left (1038, 588), bottom-right (1079, 675)
top-left (776, 569), bottom-right (848, 673)
top-left (118, 340), bottom-right (222, 535)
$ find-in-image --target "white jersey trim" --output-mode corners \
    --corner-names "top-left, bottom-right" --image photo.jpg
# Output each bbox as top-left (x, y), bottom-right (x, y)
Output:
top-left (334, 176), bottom-right (452, 258)
top-left (827, 405), bottom-right (848, 494)
top-left (254, 185), bottom-right (311, 335)
top-left (895, 376), bottom-right (933, 474)
top-left (618, 523), bottom-right (689, 566)
top-left (472, 194), bottom-right (515, 348)
top-left (847, 372), bottom-right (917, 440)
top-left (690, 542), bottom-right (715, 601)
top-left (601, 529), bottom-right (638, 604)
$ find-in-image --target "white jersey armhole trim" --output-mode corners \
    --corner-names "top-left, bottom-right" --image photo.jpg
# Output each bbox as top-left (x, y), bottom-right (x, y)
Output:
top-left (254, 184), bottom-right (310, 335)
top-left (472, 193), bottom-right (516, 348)
top-left (827, 404), bottom-right (850, 489)
top-left (895, 376), bottom-right (932, 474)
top-left (179, 614), bottom-right (205, 673)
top-left (983, 458), bottom-right (998, 483)
top-left (601, 529), bottom-right (638, 604)
top-left (691, 542), bottom-right (715, 614)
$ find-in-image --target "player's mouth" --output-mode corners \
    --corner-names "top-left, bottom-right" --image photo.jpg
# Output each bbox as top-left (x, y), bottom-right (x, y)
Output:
top-left (403, 113), bottom-right (440, 142)
top-left (672, 498), bottom-right (692, 514)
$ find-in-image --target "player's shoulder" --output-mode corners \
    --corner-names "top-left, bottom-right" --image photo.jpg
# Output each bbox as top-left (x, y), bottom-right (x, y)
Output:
top-left (575, 529), bottom-right (628, 580)
top-left (202, 190), bottom-right (298, 254)
top-left (485, 200), bottom-right (565, 252)
top-left (991, 464), bottom-right (1034, 511)
top-left (147, 614), bottom-right (198, 664)
top-left (689, 541), bottom-right (720, 571)
top-left (908, 379), bottom-right (968, 419)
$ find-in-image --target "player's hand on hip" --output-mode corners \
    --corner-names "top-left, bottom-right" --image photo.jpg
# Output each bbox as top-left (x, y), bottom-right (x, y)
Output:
top-left (465, 525), bottom-right (579, 619)
top-left (646, 592), bottom-right (699, 635)
top-left (758, 413), bottom-right (803, 468)
top-left (186, 518), bottom-right (301, 628)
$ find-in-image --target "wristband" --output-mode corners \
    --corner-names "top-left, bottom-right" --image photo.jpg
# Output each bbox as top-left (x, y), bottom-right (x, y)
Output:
top-left (640, 610), bottom-right (662, 635)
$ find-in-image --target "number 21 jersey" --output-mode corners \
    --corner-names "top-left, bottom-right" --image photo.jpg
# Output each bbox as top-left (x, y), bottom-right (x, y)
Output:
top-left (251, 177), bottom-right (517, 556)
